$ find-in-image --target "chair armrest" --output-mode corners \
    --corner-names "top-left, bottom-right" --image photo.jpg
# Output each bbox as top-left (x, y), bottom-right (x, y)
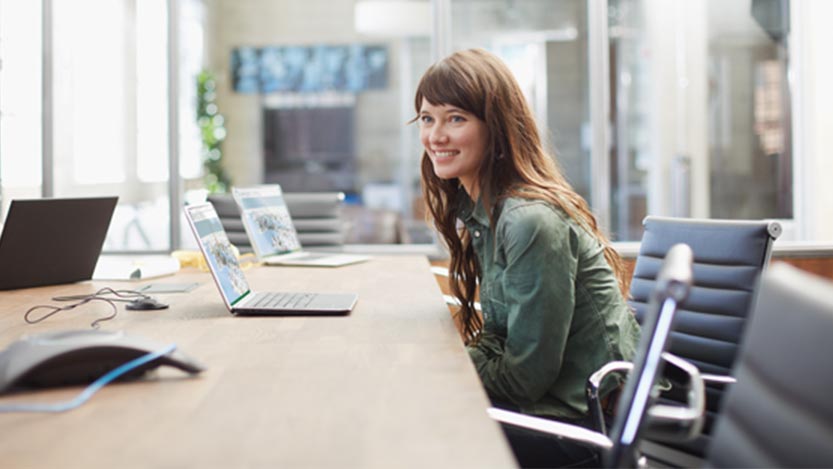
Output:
top-left (643, 352), bottom-right (706, 442)
top-left (662, 352), bottom-right (736, 387)
top-left (487, 407), bottom-right (613, 451)
top-left (699, 373), bottom-right (736, 385)
top-left (431, 266), bottom-right (451, 277)
top-left (586, 361), bottom-right (633, 434)
top-left (441, 294), bottom-right (482, 311)
top-left (434, 267), bottom-right (482, 311)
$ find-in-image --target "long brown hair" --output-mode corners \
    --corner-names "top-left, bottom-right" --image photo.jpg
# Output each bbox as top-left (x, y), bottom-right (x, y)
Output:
top-left (414, 48), bottom-right (628, 344)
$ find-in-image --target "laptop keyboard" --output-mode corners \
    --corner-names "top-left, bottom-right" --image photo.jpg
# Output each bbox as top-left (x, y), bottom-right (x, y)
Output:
top-left (249, 292), bottom-right (315, 309)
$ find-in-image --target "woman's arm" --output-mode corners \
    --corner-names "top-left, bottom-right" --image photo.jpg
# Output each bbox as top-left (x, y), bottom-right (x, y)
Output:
top-left (468, 203), bottom-right (579, 405)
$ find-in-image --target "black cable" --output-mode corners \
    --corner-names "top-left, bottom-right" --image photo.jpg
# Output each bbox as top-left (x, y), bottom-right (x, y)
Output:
top-left (51, 287), bottom-right (150, 303)
top-left (24, 287), bottom-right (151, 329)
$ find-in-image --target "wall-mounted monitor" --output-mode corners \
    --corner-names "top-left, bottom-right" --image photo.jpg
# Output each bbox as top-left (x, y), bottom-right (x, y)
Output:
top-left (262, 105), bottom-right (356, 193)
top-left (231, 44), bottom-right (387, 93)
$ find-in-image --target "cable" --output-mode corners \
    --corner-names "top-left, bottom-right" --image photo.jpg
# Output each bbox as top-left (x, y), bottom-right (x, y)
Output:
top-left (25, 297), bottom-right (118, 329)
top-left (0, 343), bottom-right (177, 413)
top-left (24, 288), bottom-right (153, 329)
top-left (51, 287), bottom-right (150, 303)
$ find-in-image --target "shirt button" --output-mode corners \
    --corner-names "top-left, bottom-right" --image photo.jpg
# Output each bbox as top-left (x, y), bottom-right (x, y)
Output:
top-left (473, 230), bottom-right (481, 238)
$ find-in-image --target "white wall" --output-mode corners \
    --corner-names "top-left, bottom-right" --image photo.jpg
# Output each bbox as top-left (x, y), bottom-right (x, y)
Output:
top-left (795, 0), bottom-right (833, 242)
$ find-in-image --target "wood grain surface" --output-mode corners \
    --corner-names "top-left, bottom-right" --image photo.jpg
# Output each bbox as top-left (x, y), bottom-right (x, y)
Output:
top-left (0, 256), bottom-right (515, 469)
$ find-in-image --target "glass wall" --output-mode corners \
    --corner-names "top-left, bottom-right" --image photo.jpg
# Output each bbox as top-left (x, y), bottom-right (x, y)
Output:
top-left (2, 0), bottom-right (830, 251)
top-left (706, 0), bottom-right (792, 220)
top-left (606, 0), bottom-right (792, 239)
top-left (449, 0), bottom-right (592, 205)
top-left (608, 0), bottom-right (651, 240)
top-left (204, 0), bottom-right (433, 245)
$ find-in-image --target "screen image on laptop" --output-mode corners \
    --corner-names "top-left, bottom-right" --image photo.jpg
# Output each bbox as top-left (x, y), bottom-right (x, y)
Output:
top-left (187, 203), bottom-right (250, 306)
top-left (231, 185), bottom-right (368, 267)
top-left (233, 185), bottom-right (301, 256)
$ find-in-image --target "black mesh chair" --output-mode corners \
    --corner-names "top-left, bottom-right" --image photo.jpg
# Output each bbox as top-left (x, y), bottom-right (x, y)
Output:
top-left (624, 216), bottom-right (781, 467)
top-left (489, 244), bottom-right (705, 468)
top-left (707, 263), bottom-right (833, 468)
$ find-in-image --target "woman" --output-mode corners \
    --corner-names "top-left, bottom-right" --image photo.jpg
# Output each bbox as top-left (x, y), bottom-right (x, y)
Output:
top-left (414, 48), bottom-right (641, 467)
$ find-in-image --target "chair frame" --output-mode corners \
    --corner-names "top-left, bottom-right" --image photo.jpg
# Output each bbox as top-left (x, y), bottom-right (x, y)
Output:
top-left (627, 216), bottom-right (781, 465)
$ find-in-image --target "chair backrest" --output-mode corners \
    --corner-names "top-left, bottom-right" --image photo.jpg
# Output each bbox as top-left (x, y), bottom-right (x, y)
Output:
top-left (606, 244), bottom-right (696, 468)
top-left (707, 263), bottom-right (833, 468)
top-left (282, 192), bottom-right (347, 247)
top-left (206, 193), bottom-right (251, 252)
top-left (629, 216), bottom-right (781, 459)
top-left (207, 191), bottom-right (347, 250)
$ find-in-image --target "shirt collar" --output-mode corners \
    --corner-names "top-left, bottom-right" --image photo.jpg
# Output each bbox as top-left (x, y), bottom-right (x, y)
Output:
top-left (458, 193), bottom-right (490, 227)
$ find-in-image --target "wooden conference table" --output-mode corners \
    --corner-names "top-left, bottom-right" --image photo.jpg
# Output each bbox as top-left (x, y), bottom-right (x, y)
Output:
top-left (0, 255), bottom-right (516, 468)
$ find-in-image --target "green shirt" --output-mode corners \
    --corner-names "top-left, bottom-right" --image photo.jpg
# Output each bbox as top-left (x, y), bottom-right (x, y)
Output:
top-left (462, 195), bottom-right (641, 421)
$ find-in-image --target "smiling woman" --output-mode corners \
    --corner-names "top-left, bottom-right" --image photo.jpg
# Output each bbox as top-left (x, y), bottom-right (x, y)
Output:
top-left (413, 48), bottom-right (641, 468)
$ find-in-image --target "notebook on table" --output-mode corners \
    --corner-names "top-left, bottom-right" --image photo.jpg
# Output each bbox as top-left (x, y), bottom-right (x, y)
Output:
top-left (231, 185), bottom-right (369, 267)
top-left (184, 203), bottom-right (357, 315)
top-left (0, 197), bottom-right (118, 290)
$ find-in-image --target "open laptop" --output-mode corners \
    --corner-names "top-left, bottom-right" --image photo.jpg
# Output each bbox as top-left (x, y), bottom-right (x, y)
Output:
top-left (184, 203), bottom-right (357, 315)
top-left (231, 185), bottom-right (368, 267)
top-left (0, 197), bottom-right (118, 290)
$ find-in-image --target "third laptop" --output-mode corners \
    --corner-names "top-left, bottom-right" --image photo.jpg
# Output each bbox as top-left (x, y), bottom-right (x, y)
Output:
top-left (184, 202), bottom-right (357, 315)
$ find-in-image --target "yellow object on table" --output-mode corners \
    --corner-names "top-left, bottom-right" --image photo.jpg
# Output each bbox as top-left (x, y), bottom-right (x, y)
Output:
top-left (172, 248), bottom-right (260, 271)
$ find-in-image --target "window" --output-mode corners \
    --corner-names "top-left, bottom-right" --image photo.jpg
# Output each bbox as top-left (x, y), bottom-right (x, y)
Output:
top-left (0, 0), bottom-right (43, 207)
top-left (0, 0), bottom-right (204, 252)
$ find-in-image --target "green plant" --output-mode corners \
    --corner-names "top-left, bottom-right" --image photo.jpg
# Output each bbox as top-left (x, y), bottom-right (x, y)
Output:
top-left (197, 69), bottom-right (231, 193)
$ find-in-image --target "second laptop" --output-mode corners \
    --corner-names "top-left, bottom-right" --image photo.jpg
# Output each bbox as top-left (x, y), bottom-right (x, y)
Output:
top-left (232, 185), bottom-right (369, 267)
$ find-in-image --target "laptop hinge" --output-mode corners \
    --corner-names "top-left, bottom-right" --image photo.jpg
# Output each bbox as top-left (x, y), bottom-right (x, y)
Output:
top-left (231, 290), bottom-right (251, 307)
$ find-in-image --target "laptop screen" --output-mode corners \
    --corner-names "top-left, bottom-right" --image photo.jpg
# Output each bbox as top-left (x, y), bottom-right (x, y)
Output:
top-left (185, 203), bottom-right (251, 306)
top-left (232, 185), bottom-right (302, 258)
top-left (0, 197), bottom-right (118, 290)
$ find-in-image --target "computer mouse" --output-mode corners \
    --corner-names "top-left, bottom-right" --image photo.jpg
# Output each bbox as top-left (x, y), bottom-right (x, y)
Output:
top-left (126, 297), bottom-right (169, 311)
top-left (0, 329), bottom-right (205, 394)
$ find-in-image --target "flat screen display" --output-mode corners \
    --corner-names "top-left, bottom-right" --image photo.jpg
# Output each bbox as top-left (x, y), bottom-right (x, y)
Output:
top-left (231, 44), bottom-right (387, 93)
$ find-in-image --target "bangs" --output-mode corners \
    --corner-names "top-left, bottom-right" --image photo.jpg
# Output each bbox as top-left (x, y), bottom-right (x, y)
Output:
top-left (414, 61), bottom-right (485, 119)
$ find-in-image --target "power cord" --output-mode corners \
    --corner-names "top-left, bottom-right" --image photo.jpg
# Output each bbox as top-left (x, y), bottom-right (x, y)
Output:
top-left (0, 343), bottom-right (177, 413)
top-left (24, 288), bottom-right (166, 329)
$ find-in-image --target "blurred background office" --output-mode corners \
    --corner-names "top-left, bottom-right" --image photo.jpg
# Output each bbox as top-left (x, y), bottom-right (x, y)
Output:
top-left (0, 0), bottom-right (831, 253)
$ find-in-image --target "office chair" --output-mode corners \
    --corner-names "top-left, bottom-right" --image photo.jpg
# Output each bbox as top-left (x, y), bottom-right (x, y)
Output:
top-left (623, 216), bottom-right (781, 467)
top-left (282, 192), bottom-right (348, 247)
top-left (707, 262), bottom-right (833, 467)
top-left (206, 193), bottom-right (252, 252)
top-left (430, 266), bottom-right (482, 312)
top-left (489, 243), bottom-right (705, 468)
top-left (207, 191), bottom-right (348, 251)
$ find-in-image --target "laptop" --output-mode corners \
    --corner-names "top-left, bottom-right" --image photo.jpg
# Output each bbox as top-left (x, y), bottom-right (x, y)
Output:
top-left (231, 185), bottom-right (369, 267)
top-left (0, 197), bottom-right (118, 290)
top-left (184, 203), bottom-right (358, 315)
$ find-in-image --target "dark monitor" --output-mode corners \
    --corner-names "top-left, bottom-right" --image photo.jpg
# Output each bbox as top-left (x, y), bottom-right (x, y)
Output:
top-left (262, 106), bottom-right (356, 193)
